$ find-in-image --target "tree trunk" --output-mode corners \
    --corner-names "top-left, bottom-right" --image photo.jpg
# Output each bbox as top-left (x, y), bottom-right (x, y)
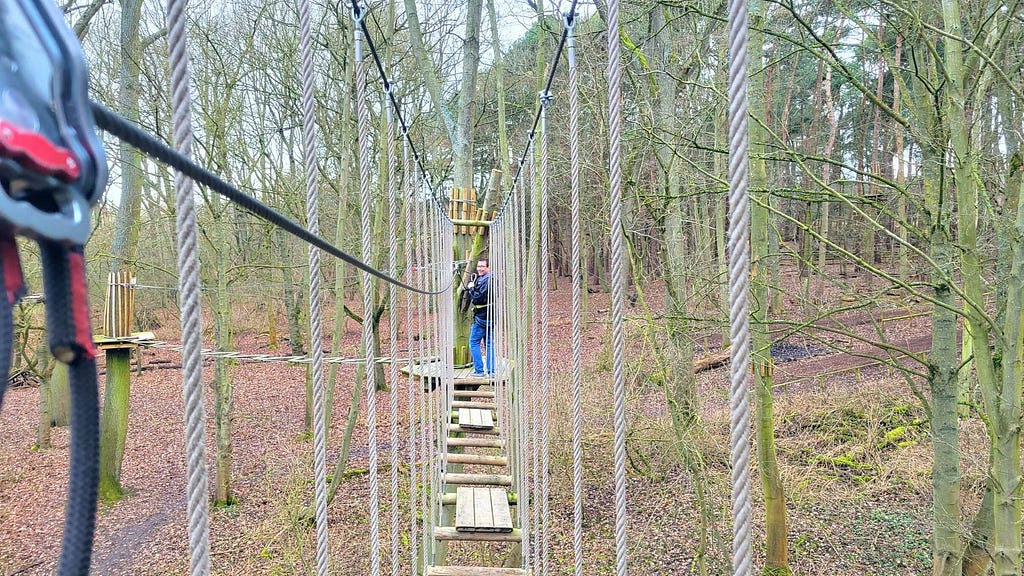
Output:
top-left (98, 0), bottom-right (144, 502)
top-left (98, 348), bottom-right (131, 501)
top-left (750, 14), bottom-right (790, 574)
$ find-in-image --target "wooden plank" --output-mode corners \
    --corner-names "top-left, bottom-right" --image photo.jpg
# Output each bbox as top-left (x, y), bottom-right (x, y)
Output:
top-left (489, 488), bottom-right (513, 532)
top-left (479, 410), bottom-right (494, 428)
top-left (460, 408), bottom-right (494, 430)
top-left (452, 400), bottom-right (497, 410)
top-left (427, 566), bottom-right (527, 576)
top-left (448, 424), bottom-right (499, 436)
top-left (446, 453), bottom-right (507, 466)
top-left (434, 527), bottom-right (521, 542)
top-left (473, 487), bottom-right (494, 530)
top-left (444, 473), bottom-right (512, 486)
top-left (458, 408), bottom-right (472, 428)
top-left (446, 437), bottom-right (504, 448)
top-left (454, 486), bottom-right (475, 531)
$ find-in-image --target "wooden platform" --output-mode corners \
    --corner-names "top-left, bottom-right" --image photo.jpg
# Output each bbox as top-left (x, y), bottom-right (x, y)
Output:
top-left (400, 359), bottom-right (512, 386)
top-left (454, 486), bottom-right (513, 533)
top-left (457, 408), bottom-right (494, 429)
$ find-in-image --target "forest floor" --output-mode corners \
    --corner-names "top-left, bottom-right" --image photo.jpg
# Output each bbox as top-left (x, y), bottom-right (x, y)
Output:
top-left (0, 264), bottom-right (992, 575)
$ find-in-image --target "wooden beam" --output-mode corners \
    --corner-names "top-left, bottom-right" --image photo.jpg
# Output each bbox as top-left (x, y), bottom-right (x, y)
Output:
top-left (453, 389), bottom-right (496, 399)
top-left (426, 566), bottom-right (528, 576)
top-left (434, 527), bottom-right (521, 542)
top-left (452, 400), bottom-right (497, 410)
top-left (446, 453), bottom-right (508, 466)
top-left (449, 218), bottom-right (492, 228)
top-left (448, 424), bottom-right (499, 435)
top-left (443, 473), bottom-right (512, 486)
top-left (446, 437), bottom-right (504, 448)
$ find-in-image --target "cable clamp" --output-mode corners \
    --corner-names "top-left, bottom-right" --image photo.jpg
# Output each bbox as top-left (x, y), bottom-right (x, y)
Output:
top-left (539, 91), bottom-right (554, 107)
top-left (351, 1), bottom-right (365, 24)
top-left (563, 11), bottom-right (576, 31)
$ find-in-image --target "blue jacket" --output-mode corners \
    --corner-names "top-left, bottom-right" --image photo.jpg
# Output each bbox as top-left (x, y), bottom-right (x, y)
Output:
top-left (469, 272), bottom-right (491, 320)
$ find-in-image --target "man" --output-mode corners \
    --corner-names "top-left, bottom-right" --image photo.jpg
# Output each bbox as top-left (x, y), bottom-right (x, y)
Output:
top-left (468, 257), bottom-right (494, 376)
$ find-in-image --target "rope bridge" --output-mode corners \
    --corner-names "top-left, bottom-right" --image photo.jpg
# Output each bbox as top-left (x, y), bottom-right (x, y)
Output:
top-left (2, 0), bottom-right (754, 573)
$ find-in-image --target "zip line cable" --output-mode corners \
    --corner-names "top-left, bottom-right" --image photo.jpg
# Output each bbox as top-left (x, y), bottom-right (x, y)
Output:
top-left (89, 102), bottom-right (451, 296)
top-left (494, 0), bottom-right (580, 222)
top-left (352, 1), bottom-right (443, 210)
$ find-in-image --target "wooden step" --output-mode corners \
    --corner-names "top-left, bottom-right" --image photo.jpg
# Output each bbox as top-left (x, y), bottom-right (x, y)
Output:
top-left (455, 486), bottom-right (513, 533)
top-left (452, 400), bottom-right (497, 410)
top-left (446, 453), bottom-right (508, 466)
top-left (453, 389), bottom-right (496, 399)
top-left (448, 424), bottom-right (499, 436)
top-left (456, 408), bottom-right (495, 430)
top-left (434, 527), bottom-right (521, 542)
top-left (441, 492), bottom-right (517, 506)
top-left (427, 567), bottom-right (527, 576)
top-left (447, 437), bottom-right (504, 448)
top-left (443, 472), bottom-right (512, 486)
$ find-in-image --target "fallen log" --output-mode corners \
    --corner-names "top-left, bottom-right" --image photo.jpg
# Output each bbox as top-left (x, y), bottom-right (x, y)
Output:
top-left (695, 347), bottom-right (731, 373)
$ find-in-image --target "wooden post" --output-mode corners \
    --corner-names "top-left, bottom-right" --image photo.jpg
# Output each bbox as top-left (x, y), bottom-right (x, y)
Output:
top-left (103, 269), bottom-right (135, 338)
top-left (98, 268), bottom-right (136, 502)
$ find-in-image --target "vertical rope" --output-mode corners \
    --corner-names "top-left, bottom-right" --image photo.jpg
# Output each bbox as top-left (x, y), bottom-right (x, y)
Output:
top-left (385, 101), bottom-right (402, 576)
top-left (296, 0), bottom-right (329, 572)
top-left (605, 0), bottom-right (630, 571)
top-left (427, 207), bottom-right (440, 565)
top-left (525, 155), bottom-right (539, 574)
top-left (539, 93), bottom-right (552, 576)
top-left (164, 2), bottom-right (209, 574)
top-left (415, 186), bottom-right (432, 567)
top-left (566, 13), bottom-right (584, 576)
top-left (403, 140), bottom-right (420, 576)
top-left (726, 0), bottom-right (754, 571)
top-left (353, 5), bottom-right (382, 574)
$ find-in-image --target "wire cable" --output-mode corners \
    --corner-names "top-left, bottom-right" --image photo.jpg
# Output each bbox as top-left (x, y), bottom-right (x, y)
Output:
top-left (90, 102), bottom-right (451, 297)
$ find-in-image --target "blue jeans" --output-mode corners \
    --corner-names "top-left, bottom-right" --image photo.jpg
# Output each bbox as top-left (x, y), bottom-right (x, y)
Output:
top-left (470, 316), bottom-right (494, 374)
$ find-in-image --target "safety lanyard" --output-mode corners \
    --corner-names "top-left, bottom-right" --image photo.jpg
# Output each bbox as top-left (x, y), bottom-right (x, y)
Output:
top-left (0, 1), bottom-right (106, 574)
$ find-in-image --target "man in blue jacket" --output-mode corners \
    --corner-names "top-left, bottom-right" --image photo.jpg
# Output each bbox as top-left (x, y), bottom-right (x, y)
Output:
top-left (468, 257), bottom-right (494, 376)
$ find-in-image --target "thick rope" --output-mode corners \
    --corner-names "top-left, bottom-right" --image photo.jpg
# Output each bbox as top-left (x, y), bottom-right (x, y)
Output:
top-left (296, 0), bottom-right (330, 571)
top-left (526, 157), bottom-right (539, 574)
top-left (164, 1), bottom-right (210, 573)
top-left (385, 103), bottom-right (402, 576)
top-left (539, 94), bottom-right (552, 576)
top-left (427, 207), bottom-right (440, 565)
top-left (353, 7), bottom-right (382, 574)
top-left (566, 13), bottom-right (584, 576)
top-left (726, 0), bottom-right (754, 572)
top-left (403, 139), bottom-right (420, 576)
top-left (414, 187), bottom-right (432, 568)
top-left (606, 0), bottom-right (630, 572)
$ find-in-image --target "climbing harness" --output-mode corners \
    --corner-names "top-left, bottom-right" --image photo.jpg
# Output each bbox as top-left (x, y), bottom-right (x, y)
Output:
top-left (0, 1), bottom-right (107, 575)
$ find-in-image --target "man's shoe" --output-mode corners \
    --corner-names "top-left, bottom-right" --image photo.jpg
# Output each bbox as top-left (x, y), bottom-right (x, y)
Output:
top-left (469, 371), bottom-right (486, 377)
